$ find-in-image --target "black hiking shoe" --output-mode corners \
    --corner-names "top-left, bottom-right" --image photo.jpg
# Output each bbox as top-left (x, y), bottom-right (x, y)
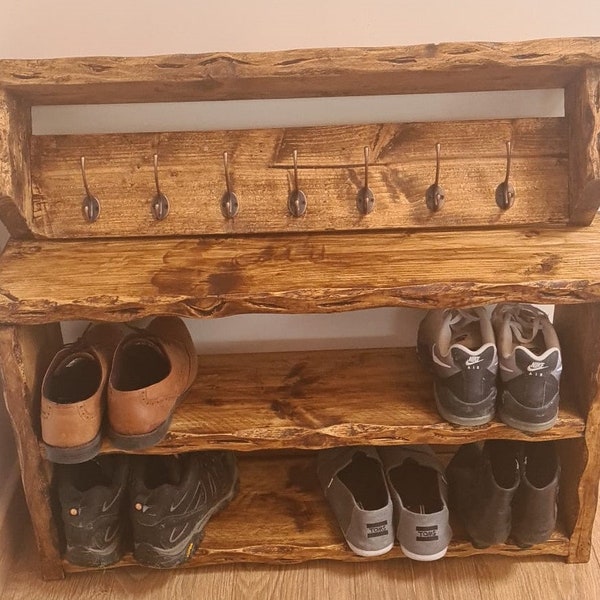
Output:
top-left (56, 455), bottom-right (129, 567)
top-left (130, 451), bottom-right (239, 568)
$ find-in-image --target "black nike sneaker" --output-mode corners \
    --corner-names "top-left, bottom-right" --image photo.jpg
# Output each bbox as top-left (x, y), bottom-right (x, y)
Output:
top-left (130, 451), bottom-right (239, 568)
top-left (417, 308), bottom-right (498, 426)
top-left (492, 304), bottom-right (562, 432)
top-left (56, 455), bottom-right (129, 567)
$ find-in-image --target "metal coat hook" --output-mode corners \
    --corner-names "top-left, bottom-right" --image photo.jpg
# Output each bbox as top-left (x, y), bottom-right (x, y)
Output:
top-left (356, 146), bottom-right (375, 215)
top-left (151, 154), bottom-right (170, 221)
top-left (220, 152), bottom-right (239, 219)
top-left (80, 157), bottom-right (100, 223)
top-left (496, 140), bottom-right (516, 210)
top-left (288, 150), bottom-right (307, 217)
top-left (425, 143), bottom-right (445, 212)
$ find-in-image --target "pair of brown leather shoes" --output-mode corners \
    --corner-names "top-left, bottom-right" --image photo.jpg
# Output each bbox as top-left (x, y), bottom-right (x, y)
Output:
top-left (41, 317), bottom-right (197, 464)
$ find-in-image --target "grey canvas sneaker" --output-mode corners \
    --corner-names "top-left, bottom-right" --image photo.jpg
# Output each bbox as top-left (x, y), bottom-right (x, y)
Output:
top-left (317, 447), bottom-right (394, 557)
top-left (417, 308), bottom-right (498, 426)
top-left (378, 445), bottom-right (452, 561)
top-left (492, 304), bottom-right (562, 432)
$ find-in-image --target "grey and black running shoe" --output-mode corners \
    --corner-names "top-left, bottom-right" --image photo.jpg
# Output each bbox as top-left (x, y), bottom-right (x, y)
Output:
top-left (492, 304), bottom-right (562, 432)
top-left (56, 455), bottom-right (129, 567)
top-left (417, 308), bottom-right (498, 426)
top-left (130, 451), bottom-right (238, 568)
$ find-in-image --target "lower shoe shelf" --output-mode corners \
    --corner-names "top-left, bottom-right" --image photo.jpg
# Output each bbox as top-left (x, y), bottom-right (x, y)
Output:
top-left (69, 347), bottom-right (584, 457)
top-left (62, 452), bottom-right (570, 573)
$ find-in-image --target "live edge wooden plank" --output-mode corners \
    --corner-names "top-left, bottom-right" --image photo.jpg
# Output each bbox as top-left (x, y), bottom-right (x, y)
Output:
top-left (566, 68), bottom-right (600, 225)
top-left (0, 90), bottom-right (33, 238)
top-left (59, 348), bottom-right (581, 456)
top-left (0, 324), bottom-right (64, 580)
top-left (1, 38), bottom-right (600, 105)
top-left (62, 453), bottom-right (570, 574)
top-left (3, 226), bottom-right (600, 324)
top-left (29, 118), bottom-right (569, 239)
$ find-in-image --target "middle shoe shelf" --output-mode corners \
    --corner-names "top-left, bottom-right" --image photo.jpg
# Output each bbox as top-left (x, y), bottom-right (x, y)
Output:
top-left (39, 346), bottom-right (584, 459)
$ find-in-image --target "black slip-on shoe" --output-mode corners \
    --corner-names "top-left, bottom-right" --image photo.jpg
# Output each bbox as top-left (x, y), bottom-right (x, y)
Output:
top-left (512, 441), bottom-right (560, 547)
top-left (447, 440), bottom-right (520, 548)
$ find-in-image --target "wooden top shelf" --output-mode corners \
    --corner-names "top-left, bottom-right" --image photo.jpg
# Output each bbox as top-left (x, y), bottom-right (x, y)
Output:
top-left (1, 38), bottom-right (600, 105)
top-left (38, 347), bottom-right (583, 457)
top-left (62, 453), bottom-right (570, 573)
top-left (4, 225), bottom-right (600, 324)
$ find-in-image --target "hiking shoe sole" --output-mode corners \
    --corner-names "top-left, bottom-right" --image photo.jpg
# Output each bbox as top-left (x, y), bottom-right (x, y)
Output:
top-left (133, 470), bottom-right (239, 568)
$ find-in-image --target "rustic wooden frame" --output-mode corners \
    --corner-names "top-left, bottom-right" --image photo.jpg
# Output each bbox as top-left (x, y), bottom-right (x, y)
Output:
top-left (1, 38), bottom-right (600, 238)
top-left (2, 38), bottom-right (600, 579)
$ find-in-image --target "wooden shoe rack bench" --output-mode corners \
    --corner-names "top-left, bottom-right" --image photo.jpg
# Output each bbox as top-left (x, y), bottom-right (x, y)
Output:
top-left (1, 38), bottom-right (600, 580)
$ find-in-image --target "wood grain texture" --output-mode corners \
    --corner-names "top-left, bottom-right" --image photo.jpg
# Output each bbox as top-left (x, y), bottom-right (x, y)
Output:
top-left (0, 90), bottom-right (32, 238)
top-left (45, 347), bottom-right (582, 456)
top-left (4, 226), bottom-right (600, 324)
top-left (566, 68), bottom-right (600, 225)
top-left (29, 119), bottom-right (569, 239)
top-left (1, 38), bottom-right (600, 105)
top-left (60, 453), bottom-right (570, 577)
top-left (0, 324), bottom-right (64, 580)
top-left (554, 304), bottom-right (600, 562)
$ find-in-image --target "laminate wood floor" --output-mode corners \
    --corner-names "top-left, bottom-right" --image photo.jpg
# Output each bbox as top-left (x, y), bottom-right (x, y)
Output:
top-left (1, 484), bottom-right (599, 600)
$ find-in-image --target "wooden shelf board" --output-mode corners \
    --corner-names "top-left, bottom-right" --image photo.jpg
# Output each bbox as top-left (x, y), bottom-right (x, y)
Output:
top-left (1, 38), bottom-right (600, 104)
top-left (61, 453), bottom-right (570, 574)
top-left (5, 225), bottom-right (600, 324)
top-left (40, 348), bottom-right (584, 457)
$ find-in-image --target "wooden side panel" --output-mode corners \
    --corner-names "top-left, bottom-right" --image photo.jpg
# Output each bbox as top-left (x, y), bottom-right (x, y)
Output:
top-left (30, 119), bottom-right (569, 239)
top-left (566, 68), bottom-right (600, 225)
top-left (1, 38), bottom-right (600, 104)
top-left (554, 303), bottom-right (600, 562)
top-left (4, 226), bottom-right (600, 324)
top-left (0, 90), bottom-right (32, 238)
top-left (0, 324), bottom-right (64, 580)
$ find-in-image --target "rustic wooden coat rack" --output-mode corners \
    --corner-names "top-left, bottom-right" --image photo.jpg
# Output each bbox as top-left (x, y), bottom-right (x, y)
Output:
top-left (1, 38), bottom-right (600, 580)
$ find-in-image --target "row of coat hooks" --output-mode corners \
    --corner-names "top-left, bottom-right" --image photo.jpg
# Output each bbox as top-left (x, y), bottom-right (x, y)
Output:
top-left (79, 141), bottom-right (516, 223)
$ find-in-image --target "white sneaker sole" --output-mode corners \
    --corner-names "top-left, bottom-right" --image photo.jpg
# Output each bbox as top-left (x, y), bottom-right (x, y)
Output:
top-left (346, 540), bottom-right (394, 557)
top-left (401, 545), bottom-right (448, 562)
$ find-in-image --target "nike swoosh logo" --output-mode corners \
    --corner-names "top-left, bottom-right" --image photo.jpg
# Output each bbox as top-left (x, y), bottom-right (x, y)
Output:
top-left (527, 364), bottom-right (548, 372)
top-left (465, 356), bottom-right (484, 366)
top-left (168, 523), bottom-right (189, 544)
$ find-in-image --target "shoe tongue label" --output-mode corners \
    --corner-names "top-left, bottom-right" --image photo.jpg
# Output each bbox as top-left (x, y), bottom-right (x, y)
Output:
top-left (366, 520), bottom-right (389, 538)
top-left (416, 525), bottom-right (439, 542)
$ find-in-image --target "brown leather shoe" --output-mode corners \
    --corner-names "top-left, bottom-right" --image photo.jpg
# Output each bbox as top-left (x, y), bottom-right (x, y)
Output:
top-left (41, 323), bottom-right (127, 464)
top-left (107, 317), bottom-right (197, 450)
